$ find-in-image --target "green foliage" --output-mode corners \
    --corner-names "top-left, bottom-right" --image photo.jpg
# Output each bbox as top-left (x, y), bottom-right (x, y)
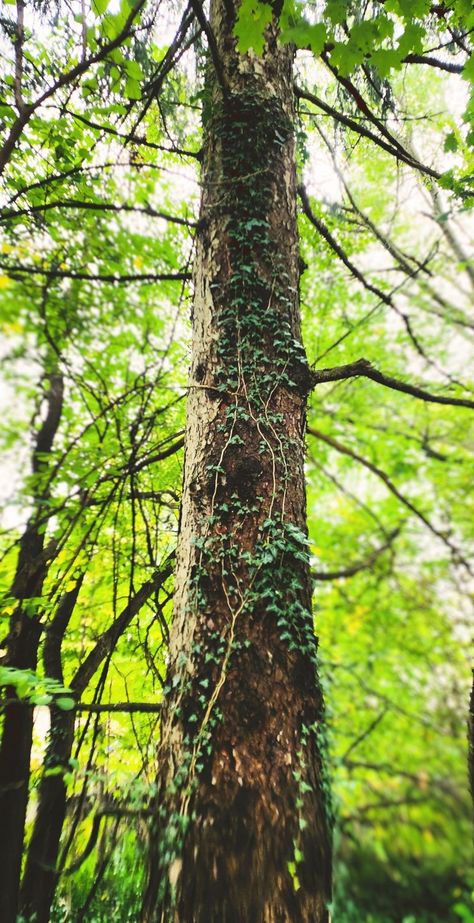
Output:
top-left (0, 668), bottom-right (72, 707)
top-left (235, 0), bottom-right (273, 54)
top-left (0, 0), bottom-right (472, 919)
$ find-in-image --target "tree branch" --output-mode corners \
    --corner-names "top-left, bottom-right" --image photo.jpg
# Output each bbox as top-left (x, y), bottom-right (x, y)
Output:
top-left (403, 53), bottom-right (464, 73)
top-left (295, 86), bottom-right (440, 180)
top-left (0, 0), bottom-right (148, 175)
top-left (307, 426), bottom-right (472, 572)
top-left (0, 200), bottom-right (197, 228)
top-left (72, 558), bottom-right (174, 696)
top-left (310, 357), bottom-right (474, 410)
top-left (75, 702), bottom-right (162, 713)
top-left (312, 529), bottom-right (399, 581)
top-left (188, 0), bottom-right (228, 94)
top-left (0, 264), bottom-right (191, 285)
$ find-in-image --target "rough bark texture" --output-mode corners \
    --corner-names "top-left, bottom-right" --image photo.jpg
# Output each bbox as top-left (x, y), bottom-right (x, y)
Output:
top-left (143, 4), bottom-right (332, 922)
top-left (0, 370), bottom-right (63, 923)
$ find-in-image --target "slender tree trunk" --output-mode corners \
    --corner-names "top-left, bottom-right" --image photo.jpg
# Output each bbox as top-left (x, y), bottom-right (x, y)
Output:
top-left (20, 706), bottom-right (76, 923)
top-left (0, 370), bottom-right (63, 923)
top-left (19, 580), bottom-right (83, 923)
top-left (143, 5), bottom-right (332, 921)
top-left (20, 564), bottom-right (172, 923)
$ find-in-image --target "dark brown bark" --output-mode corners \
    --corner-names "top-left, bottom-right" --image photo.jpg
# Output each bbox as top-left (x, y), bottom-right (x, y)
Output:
top-left (143, 4), bottom-right (332, 921)
top-left (0, 370), bottom-right (64, 923)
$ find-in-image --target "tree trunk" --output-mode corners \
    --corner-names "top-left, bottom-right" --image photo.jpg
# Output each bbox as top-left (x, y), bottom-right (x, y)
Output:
top-left (0, 370), bottom-right (63, 923)
top-left (20, 564), bottom-right (173, 923)
top-left (20, 580), bottom-right (83, 923)
top-left (20, 705), bottom-right (76, 923)
top-left (142, 4), bottom-right (332, 921)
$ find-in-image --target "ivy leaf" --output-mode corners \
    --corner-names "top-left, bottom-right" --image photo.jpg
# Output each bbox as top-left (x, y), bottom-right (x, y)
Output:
top-left (235, 0), bottom-right (273, 55)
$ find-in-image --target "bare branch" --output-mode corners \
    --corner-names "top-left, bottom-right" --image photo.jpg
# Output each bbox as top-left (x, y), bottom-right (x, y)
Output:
top-left (307, 426), bottom-right (473, 572)
top-left (71, 558), bottom-right (174, 696)
top-left (0, 200), bottom-right (197, 228)
top-left (76, 702), bottom-right (162, 713)
top-left (310, 358), bottom-right (474, 410)
top-left (0, 264), bottom-right (191, 285)
top-left (312, 528), bottom-right (399, 581)
top-left (295, 86), bottom-right (440, 180)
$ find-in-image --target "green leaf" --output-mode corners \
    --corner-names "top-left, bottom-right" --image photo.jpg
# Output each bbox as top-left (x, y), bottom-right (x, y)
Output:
top-left (34, 694), bottom-right (53, 706)
top-left (325, 0), bottom-right (347, 25)
top-left (330, 41), bottom-right (365, 76)
top-left (235, 0), bottom-right (273, 55)
top-left (280, 22), bottom-right (327, 56)
top-left (462, 53), bottom-right (474, 85)
top-left (124, 59), bottom-right (143, 81)
top-left (55, 696), bottom-right (76, 711)
top-left (444, 132), bottom-right (458, 153)
top-left (92, 0), bottom-right (110, 14)
top-left (397, 23), bottom-right (425, 56)
top-left (124, 76), bottom-right (142, 100)
top-left (398, 0), bottom-right (430, 17)
top-left (369, 48), bottom-right (404, 77)
top-left (44, 766), bottom-right (65, 778)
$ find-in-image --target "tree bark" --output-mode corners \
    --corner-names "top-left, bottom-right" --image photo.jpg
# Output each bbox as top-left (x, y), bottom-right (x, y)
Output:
top-left (0, 370), bottom-right (64, 923)
top-left (143, 4), bottom-right (332, 921)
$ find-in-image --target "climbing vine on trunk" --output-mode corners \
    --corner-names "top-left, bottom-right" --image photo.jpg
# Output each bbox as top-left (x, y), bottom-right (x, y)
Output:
top-left (142, 3), bottom-right (332, 922)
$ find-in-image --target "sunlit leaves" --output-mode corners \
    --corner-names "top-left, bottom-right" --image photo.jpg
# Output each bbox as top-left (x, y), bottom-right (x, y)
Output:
top-left (234, 0), bottom-right (273, 54)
